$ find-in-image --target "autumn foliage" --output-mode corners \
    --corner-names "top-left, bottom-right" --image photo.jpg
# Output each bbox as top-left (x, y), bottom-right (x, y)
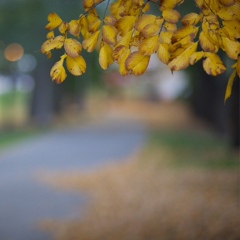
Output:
top-left (41, 0), bottom-right (240, 101)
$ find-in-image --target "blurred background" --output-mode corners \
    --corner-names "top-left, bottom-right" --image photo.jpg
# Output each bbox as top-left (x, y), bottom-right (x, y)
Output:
top-left (0, 0), bottom-right (239, 240)
top-left (0, 0), bottom-right (238, 148)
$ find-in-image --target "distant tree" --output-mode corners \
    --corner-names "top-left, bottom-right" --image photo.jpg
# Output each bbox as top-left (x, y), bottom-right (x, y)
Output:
top-left (41, 0), bottom-right (239, 102)
top-left (1, 0), bottom-right (102, 125)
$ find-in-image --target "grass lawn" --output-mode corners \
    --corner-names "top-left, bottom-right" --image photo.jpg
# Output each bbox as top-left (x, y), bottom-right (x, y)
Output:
top-left (148, 128), bottom-right (239, 169)
top-left (0, 91), bottom-right (30, 126)
top-left (0, 128), bottom-right (42, 150)
top-left (39, 119), bottom-right (240, 240)
top-left (0, 91), bottom-right (36, 150)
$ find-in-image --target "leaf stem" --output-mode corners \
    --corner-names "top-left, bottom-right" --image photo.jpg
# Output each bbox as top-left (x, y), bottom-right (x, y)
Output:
top-left (79, 0), bottom-right (106, 18)
top-left (103, 0), bottom-right (111, 19)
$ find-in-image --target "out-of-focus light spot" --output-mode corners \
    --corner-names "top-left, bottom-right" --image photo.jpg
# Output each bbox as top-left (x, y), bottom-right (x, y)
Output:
top-left (0, 75), bottom-right (14, 94)
top-left (16, 74), bottom-right (35, 93)
top-left (4, 43), bottom-right (24, 62)
top-left (17, 54), bottom-right (37, 72)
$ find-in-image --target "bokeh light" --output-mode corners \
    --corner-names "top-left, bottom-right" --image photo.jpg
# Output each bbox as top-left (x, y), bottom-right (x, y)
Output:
top-left (17, 54), bottom-right (37, 72)
top-left (4, 43), bottom-right (24, 62)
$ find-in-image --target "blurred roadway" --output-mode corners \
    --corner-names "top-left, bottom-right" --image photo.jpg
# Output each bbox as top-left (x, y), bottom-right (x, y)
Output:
top-left (0, 119), bottom-right (147, 240)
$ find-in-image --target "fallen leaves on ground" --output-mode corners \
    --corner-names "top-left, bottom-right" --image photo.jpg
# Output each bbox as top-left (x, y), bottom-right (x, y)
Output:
top-left (39, 148), bottom-right (239, 240)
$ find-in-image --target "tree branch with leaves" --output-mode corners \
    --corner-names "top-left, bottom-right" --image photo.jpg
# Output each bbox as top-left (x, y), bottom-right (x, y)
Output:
top-left (41, 0), bottom-right (240, 101)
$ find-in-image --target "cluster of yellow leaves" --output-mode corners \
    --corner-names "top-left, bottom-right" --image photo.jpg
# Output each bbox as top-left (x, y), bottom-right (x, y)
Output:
top-left (41, 0), bottom-right (240, 101)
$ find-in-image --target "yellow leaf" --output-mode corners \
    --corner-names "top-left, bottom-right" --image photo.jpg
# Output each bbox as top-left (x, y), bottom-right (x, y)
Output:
top-left (117, 47), bottom-right (131, 75)
top-left (168, 42), bottom-right (198, 71)
top-left (224, 70), bottom-right (237, 102)
top-left (195, 0), bottom-right (204, 8)
top-left (203, 53), bottom-right (226, 76)
top-left (116, 16), bottom-right (136, 36)
top-left (46, 13), bottom-right (62, 30)
top-left (99, 42), bottom-right (114, 70)
top-left (88, 18), bottom-right (102, 33)
top-left (69, 20), bottom-right (81, 37)
top-left (113, 1), bottom-right (131, 18)
top-left (159, 0), bottom-right (184, 11)
top-left (220, 27), bottom-right (238, 41)
top-left (189, 51), bottom-right (205, 65)
top-left (141, 23), bottom-right (160, 38)
top-left (135, 14), bottom-right (156, 32)
top-left (58, 22), bottom-right (69, 34)
top-left (81, 28), bottom-right (90, 40)
top-left (50, 55), bottom-right (67, 84)
top-left (66, 55), bottom-right (86, 76)
top-left (110, 1), bottom-right (122, 18)
top-left (202, 15), bottom-right (219, 34)
top-left (207, 30), bottom-right (221, 45)
top-left (159, 31), bottom-right (173, 44)
top-left (128, 5), bottom-right (142, 16)
top-left (217, 7), bottom-right (235, 20)
top-left (139, 35), bottom-right (159, 55)
top-left (41, 36), bottom-right (65, 55)
top-left (162, 9), bottom-right (181, 23)
top-left (174, 34), bottom-right (194, 47)
top-left (64, 38), bottom-right (82, 58)
top-left (199, 32), bottom-right (218, 53)
top-left (170, 43), bottom-right (192, 58)
top-left (79, 15), bottom-right (87, 27)
top-left (114, 30), bottom-right (133, 49)
top-left (82, 30), bottom-right (100, 52)
top-left (132, 0), bottom-right (145, 6)
top-left (113, 45), bottom-right (124, 61)
top-left (172, 25), bottom-right (198, 42)
top-left (222, 20), bottom-right (240, 39)
top-left (113, 45), bottom-right (126, 61)
top-left (83, 0), bottom-right (94, 10)
top-left (228, 2), bottom-right (240, 21)
top-left (209, 0), bottom-right (221, 12)
top-left (130, 33), bottom-right (141, 47)
top-left (87, 8), bottom-right (99, 19)
top-left (126, 51), bottom-right (150, 76)
top-left (196, 0), bottom-right (212, 14)
top-left (47, 52), bottom-right (52, 59)
top-left (102, 25), bottom-right (118, 45)
top-left (157, 43), bottom-right (170, 64)
top-left (142, 2), bottom-right (150, 12)
top-left (155, 17), bottom-right (165, 27)
top-left (46, 31), bottom-right (54, 39)
top-left (104, 16), bottom-right (118, 26)
top-left (79, 15), bottom-right (90, 39)
top-left (222, 37), bottom-right (240, 60)
top-left (87, 9), bottom-right (101, 33)
top-left (219, 0), bottom-right (235, 6)
top-left (53, 36), bottom-right (66, 49)
top-left (164, 22), bottom-right (177, 32)
top-left (181, 13), bottom-right (201, 26)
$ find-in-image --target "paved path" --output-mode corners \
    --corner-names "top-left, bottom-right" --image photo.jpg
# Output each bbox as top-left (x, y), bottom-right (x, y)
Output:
top-left (0, 119), bottom-right (147, 240)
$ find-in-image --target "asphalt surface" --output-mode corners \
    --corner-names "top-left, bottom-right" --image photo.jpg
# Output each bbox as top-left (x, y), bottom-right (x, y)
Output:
top-left (0, 119), bottom-right (147, 240)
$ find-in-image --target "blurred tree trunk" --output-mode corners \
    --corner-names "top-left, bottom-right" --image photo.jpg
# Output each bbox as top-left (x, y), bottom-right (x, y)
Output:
top-left (190, 62), bottom-right (239, 149)
top-left (228, 77), bottom-right (239, 149)
top-left (192, 67), bottom-right (228, 132)
top-left (30, 56), bottom-right (62, 126)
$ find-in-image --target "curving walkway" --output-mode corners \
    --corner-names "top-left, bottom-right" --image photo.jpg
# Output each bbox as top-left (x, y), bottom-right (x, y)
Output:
top-left (0, 119), bottom-right (147, 240)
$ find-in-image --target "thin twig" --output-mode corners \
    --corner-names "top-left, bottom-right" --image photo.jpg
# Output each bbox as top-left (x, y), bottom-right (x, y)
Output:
top-left (103, 0), bottom-right (111, 19)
